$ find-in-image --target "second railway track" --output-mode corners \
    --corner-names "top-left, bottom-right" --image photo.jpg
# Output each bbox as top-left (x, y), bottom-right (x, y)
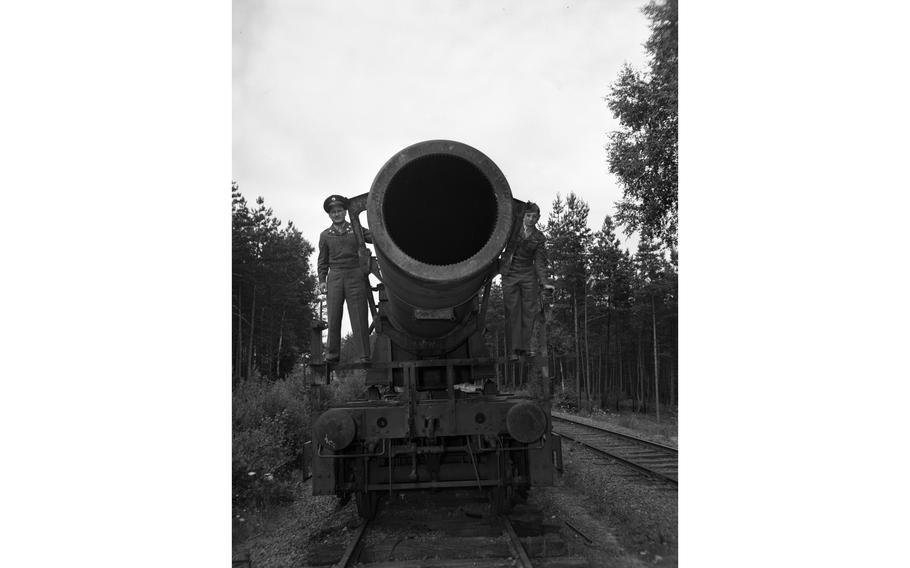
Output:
top-left (551, 411), bottom-right (678, 486)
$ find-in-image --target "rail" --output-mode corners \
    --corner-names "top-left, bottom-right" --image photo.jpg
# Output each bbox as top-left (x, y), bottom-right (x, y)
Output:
top-left (551, 413), bottom-right (678, 485)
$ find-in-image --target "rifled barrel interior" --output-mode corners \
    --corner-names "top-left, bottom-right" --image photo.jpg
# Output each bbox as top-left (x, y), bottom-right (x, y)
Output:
top-left (382, 154), bottom-right (498, 266)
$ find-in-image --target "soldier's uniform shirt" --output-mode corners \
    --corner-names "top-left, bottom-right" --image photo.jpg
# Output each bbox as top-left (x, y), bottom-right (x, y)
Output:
top-left (317, 222), bottom-right (373, 360)
top-left (500, 225), bottom-right (551, 353)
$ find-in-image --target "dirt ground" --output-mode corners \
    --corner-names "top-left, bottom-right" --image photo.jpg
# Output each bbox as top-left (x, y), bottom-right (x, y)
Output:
top-left (549, 439), bottom-right (678, 566)
top-left (233, 408), bottom-right (678, 567)
top-left (232, 485), bottom-right (357, 568)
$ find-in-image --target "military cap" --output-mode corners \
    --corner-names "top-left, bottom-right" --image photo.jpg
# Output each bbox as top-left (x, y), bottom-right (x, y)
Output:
top-left (323, 194), bottom-right (349, 212)
top-left (524, 201), bottom-right (540, 214)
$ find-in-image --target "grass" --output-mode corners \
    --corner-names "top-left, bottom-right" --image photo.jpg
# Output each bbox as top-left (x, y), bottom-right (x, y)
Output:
top-left (568, 404), bottom-right (678, 447)
top-left (232, 479), bottom-right (356, 568)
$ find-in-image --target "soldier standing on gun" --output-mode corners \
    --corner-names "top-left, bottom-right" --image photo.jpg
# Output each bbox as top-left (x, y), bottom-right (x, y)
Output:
top-left (500, 202), bottom-right (555, 360)
top-left (317, 195), bottom-right (373, 363)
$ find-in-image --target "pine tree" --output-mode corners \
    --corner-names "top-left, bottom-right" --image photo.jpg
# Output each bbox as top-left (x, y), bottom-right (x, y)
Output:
top-left (588, 216), bottom-right (634, 406)
top-left (632, 238), bottom-right (677, 419)
top-left (232, 184), bottom-right (318, 382)
top-left (544, 192), bottom-right (593, 408)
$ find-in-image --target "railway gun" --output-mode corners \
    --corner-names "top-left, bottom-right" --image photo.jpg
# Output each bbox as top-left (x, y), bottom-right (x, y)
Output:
top-left (310, 140), bottom-right (560, 517)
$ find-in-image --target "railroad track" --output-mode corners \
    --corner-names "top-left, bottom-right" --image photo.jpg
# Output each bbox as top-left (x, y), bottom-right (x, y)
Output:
top-left (551, 412), bottom-right (678, 485)
top-left (309, 489), bottom-right (589, 567)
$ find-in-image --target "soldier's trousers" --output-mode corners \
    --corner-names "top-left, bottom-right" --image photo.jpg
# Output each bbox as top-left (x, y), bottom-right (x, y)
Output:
top-left (502, 270), bottom-right (540, 353)
top-left (326, 267), bottom-right (371, 360)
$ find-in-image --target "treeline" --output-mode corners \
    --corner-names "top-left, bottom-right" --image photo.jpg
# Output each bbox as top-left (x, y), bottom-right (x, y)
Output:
top-left (231, 186), bottom-right (677, 416)
top-left (231, 0), bottom-right (676, 399)
top-left (232, 183), bottom-right (318, 382)
top-left (486, 193), bottom-right (677, 415)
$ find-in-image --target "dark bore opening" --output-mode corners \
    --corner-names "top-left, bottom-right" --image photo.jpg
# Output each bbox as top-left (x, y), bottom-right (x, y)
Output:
top-left (383, 154), bottom-right (497, 266)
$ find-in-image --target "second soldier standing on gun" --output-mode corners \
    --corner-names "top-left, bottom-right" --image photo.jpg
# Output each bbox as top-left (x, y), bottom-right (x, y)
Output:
top-left (500, 202), bottom-right (555, 360)
top-left (317, 195), bottom-right (373, 363)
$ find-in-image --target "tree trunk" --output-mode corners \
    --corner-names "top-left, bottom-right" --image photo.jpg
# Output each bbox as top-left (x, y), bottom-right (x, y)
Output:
top-left (234, 290), bottom-right (242, 383)
top-left (495, 332), bottom-right (502, 389)
top-left (276, 309), bottom-right (286, 378)
top-left (604, 307), bottom-right (612, 405)
top-left (636, 341), bottom-right (643, 412)
top-left (591, 345), bottom-right (604, 402)
top-left (584, 291), bottom-right (591, 410)
top-left (606, 343), bottom-right (611, 402)
top-left (559, 357), bottom-right (565, 394)
top-left (651, 295), bottom-right (660, 423)
top-left (618, 341), bottom-right (623, 400)
top-left (247, 283), bottom-right (256, 381)
top-left (551, 351), bottom-right (557, 391)
top-left (634, 342), bottom-right (638, 409)
top-left (573, 294), bottom-right (581, 408)
top-left (669, 356), bottom-right (676, 410)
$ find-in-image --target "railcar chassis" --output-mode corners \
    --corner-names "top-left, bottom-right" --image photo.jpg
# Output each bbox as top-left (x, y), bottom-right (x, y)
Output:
top-left (310, 358), bottom-right (559, 517)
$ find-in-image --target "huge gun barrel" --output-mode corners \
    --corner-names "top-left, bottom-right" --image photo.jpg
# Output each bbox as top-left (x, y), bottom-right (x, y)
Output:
top-left (366, 140), bottom-right (514, 344)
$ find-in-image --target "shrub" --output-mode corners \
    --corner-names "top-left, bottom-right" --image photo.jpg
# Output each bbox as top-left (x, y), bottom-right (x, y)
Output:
top-left (552, 383), bottom-right (579, 411)
top-left (232, 368), bottom-right (314, 512)
top-left (510, 387), bottom-right (532, 398)
top-left (327, 369), bottom-right (367, 405)
top-left (232, 415), bottom-right (296, 509)
top-left (618, 415), bottom-right (639, 429)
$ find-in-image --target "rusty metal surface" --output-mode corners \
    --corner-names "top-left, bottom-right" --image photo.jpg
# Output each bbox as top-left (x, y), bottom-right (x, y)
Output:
top-left (501, 514), bottom-right (535, 568)
top-left (506, 402), bottom-right (548, 444)
top-left (313, 408), bottom-right (357, 451)
top-left (414, 307), bottom-right (456, 320)
top-left (335, 518), bottom-right (371, 568)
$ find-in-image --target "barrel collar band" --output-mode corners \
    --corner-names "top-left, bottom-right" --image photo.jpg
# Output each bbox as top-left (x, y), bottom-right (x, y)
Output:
top-left (366, 140), bottom-right (514, 283)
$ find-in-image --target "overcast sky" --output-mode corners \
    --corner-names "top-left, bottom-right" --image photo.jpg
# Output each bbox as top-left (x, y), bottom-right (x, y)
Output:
top-left (233, 0), bottom-right (651, 250)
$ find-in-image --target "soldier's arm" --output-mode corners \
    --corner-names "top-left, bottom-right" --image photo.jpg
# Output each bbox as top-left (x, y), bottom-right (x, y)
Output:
top-left (317, 232), bottom-right (329, 283)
